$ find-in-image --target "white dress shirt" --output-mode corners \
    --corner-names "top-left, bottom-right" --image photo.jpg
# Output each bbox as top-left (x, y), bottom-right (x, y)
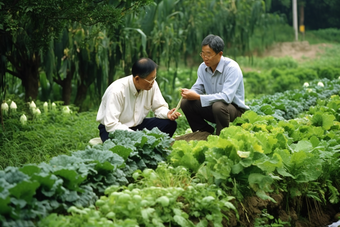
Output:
top-left (96, 75), bottom-right (170, 132)
top-left (192, 56), bottom-right (249, 110)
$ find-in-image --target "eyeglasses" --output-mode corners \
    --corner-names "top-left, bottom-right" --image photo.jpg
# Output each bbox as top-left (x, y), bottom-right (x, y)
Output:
top-left (200, 52), bottom-right (217, 60)
top-left (143, 76), bottom-right (157, 84)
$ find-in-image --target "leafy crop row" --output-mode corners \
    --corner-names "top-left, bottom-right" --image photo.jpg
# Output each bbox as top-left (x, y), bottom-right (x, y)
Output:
top-left (0, 128), bottom-right (173, 227)
top-left (248, 78), bottom-right (340, 120)
top-left (37, 93), bottom-right (340, 226)
top-left (2, 78), bottom-right (340, 226)
top-left (39, 163), bottom-right (238, 227)
top-left (169, 95), bottom-right (340, 209)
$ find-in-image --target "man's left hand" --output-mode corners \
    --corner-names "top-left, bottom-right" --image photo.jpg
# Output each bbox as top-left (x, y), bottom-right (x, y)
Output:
top-left (168, 108), bottom-right (181, 120)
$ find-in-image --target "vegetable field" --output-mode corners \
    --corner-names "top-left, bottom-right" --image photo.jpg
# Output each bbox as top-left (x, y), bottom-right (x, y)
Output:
top-left (1, 77), bottom-right (340, 227)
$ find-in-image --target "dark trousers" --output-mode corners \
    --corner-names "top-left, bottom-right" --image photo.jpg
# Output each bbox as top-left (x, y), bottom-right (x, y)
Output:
top-left (180, 99), bottom-right (244, 135)
top-left (98, 118), bottom-right (177, 142)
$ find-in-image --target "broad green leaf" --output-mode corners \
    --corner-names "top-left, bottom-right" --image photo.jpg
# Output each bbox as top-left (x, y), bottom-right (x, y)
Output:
top-left (196, 219), bottom-right (209, 227)
top-left (275, 149), bottom-right (291, 165)
top-left (255, 153), bottom-right (283, 173)
top-left (9, 180), bottom-right (40, 202)
top-left (293, 140), bottom-right (313, 153)
top-left (141, 207), bottom-right (155, 221)
top-left (321, 113), bottom-right (335, 130)
top-left (210, 156), bottom-right (232, 180)
top-left (311, 112), bottom-right (335, 130)
top-left (256, 190), bottom-right (276, 203)
top-left (248, 173), bottom-right (274, 193)
top-left (110, 145), bottom-right (133, 160)
top-left (94, 161), bottom-right (115, 172)
top-left (276, 167), bottom-right (294, 178)
top-left (290, 150), bottom-right (308, 166)
top-left (260, 104), bottom-right (275, 115)
top-left (4, 166), bottom-right (29, 184)
top-left (102, 140), bottom-right (116, 150)
top-left (53, 169), bottom-right (86, 191)
top-left (275, 133), bottom-right (289, 149)
top-left (173, 214), bottom-right (193, 227)
top-left (196, 166), bottom-right (214, 185)
top-left (0, 195), bottom-right (11, 215)
top-left (61, 189), bottom-right (79, 202)
top-left (192, 140), bottom-right (209, 164)
top-left (253, 143), bottom-right (264, 153)
top-left (310, 136), bottom-right (320, 148)
top-left (31, 172), bottom-right (61, 197)
top-left (19, 165), bottom-right (41, 176)
top-left (231, 163), bottom-right (244, 174)
top-left (179, 153), bottom-right (200, 172)
top-left (255, 132), bottom-right (277, 154)
top-left (49, 155), bottom-right (84, 167)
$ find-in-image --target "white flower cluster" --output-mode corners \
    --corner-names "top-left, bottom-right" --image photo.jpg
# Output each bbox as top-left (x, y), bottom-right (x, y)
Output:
top-left (29, 101), bottom-right (41, 116)
top-left (62, 106), bottom-right (71, 114)
top-left (1, 102), bottom-right (8, 114)
top-left (317, 81), bottom-right (324, 87)
top-left (20, 114), bottom-right (27, 125)
top-left (1, 100), bottom-right (17, 115)
top-left (2, 100), bottom-right (71, 125)
top-left (303, 81), bottom-right (324, 91)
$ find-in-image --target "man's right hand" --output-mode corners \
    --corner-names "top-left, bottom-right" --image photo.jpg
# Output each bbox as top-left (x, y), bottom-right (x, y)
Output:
top-left (181, 88), bottom-right (200, 100)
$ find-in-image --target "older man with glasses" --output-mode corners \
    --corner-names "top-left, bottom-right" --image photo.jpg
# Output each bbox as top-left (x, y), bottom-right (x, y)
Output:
top-left (96, 57), bottom-right (181, 142)
top-left (180, 34), bottom-right (249, 135)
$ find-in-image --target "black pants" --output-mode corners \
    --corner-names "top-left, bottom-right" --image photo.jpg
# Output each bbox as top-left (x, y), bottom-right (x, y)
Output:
top-left (180, 99), bottom-right (245, 135)
top-left (98, 118), bottom-right (177, 142)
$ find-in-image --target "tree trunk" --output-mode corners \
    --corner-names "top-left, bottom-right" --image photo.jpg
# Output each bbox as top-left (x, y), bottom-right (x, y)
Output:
top-left (61, 64), bottom-right (75, 105)
top-left (20, 52), bottom-right (40, 101)
top-left (74, 80), bottom-right (88, 111)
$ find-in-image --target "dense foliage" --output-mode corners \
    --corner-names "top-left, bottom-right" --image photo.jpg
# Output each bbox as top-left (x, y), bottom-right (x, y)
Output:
top-left (0, 128), bottom-right (174, 226)
top-left (1, 77), bottom-right (340, 226)
top-left (0, 0), bottom-right (296, 109)
top-left (1, 4), bottom-right (340, 225)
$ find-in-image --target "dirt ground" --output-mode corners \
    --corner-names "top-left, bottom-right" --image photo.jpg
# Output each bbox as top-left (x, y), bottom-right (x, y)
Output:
top-left (240, 41), bottom-right (333, 72)
top-left (173, 131), bottom-right (211, 142)
top-left (173, 41), bottom-right (339, 226)
top-left (260, 41), bottom-right (332, 62)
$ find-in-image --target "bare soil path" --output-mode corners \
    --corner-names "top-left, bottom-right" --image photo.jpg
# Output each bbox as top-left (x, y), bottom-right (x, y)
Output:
top-left (261, 41), bottom-right (332, 62)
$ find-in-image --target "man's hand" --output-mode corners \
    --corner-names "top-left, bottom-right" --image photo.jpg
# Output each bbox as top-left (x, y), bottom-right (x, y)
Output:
top-left (168, 108), bottom-right (181, 120)
top-left (181, 88), bottom-right (200, 100)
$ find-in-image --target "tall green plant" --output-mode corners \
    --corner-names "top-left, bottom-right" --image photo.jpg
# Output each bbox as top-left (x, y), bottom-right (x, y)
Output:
top-left (0, 0), bottom-right (152, 104)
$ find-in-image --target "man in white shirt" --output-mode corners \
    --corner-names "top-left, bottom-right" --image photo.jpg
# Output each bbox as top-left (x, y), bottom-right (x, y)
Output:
top-left (180, 34), bottom-right (249, 135)
top-left (96, 58), bottom-right (181, 142)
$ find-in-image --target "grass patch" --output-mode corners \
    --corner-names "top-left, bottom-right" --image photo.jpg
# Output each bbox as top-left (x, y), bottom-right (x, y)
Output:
top-left (0, 98), bottom-right (99, 169)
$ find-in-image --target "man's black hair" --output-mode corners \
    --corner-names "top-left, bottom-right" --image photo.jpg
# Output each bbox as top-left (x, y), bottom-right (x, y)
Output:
top-left (132, 58), bottom-right (158, 78)
top-left (201, 34), bottom-right (224, 54)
